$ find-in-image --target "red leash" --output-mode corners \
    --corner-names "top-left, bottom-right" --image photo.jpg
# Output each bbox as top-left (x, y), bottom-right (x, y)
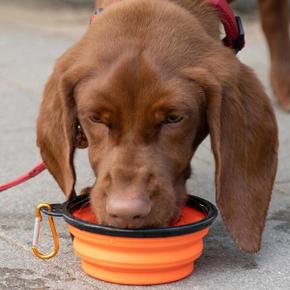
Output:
top-left (0, 162), bottom-right (46, 192)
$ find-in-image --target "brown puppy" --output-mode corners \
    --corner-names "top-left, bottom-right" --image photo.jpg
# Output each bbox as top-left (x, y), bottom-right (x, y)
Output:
top-left (37, 0), bottom-right (278, 253)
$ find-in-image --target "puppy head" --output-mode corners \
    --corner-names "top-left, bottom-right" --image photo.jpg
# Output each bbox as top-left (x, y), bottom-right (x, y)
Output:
top-left (37, 2), bottom-right (277, 252)
top-left (74, 51), bottom-right (206, 228)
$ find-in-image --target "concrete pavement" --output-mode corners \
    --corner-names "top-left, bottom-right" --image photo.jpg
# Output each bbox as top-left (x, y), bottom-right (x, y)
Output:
top-left (0, 2), bottom-right (289, 289)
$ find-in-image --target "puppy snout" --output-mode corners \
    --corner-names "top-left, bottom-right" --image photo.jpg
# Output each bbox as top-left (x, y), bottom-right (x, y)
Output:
top-left (106, 197), bottom-right (151, 228)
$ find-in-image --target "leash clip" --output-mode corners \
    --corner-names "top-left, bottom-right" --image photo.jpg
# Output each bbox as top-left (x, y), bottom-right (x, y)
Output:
top-left (32, 203), bottom-right (60, 260)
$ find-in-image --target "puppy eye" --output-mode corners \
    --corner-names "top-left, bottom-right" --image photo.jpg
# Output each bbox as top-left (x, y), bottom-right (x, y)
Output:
top-left (89, 115), bottom-right (102, 123)
top-left (163, 114), bottom-right (184, 124)
top-left (89, 114), bottom-right (112, 128)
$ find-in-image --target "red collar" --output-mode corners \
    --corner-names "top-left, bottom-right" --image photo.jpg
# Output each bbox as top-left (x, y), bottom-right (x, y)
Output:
top-left (210, 0), bottom-right (245, 52)
top-left (92, 0), bottom-right (245, 53)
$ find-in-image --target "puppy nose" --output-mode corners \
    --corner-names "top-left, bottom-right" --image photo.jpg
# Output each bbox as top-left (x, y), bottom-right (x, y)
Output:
top-left (106, 197), bottom-right (151, 227)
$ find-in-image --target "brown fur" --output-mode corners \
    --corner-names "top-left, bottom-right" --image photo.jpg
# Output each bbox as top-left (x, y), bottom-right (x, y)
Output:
top-left (37, 0), bottom-right (278, 253)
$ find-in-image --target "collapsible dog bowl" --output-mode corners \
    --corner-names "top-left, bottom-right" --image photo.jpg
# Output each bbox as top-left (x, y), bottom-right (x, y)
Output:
top-left (33, 194), bottom-right (217, 285)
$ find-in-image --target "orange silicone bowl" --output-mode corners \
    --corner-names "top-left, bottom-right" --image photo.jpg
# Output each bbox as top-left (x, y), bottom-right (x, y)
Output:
top-left (58, 194), bottom-right (217, 285)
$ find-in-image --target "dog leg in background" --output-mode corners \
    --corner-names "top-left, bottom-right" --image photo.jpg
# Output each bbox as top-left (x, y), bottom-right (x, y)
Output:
top-left (259, 0), bottom-right (290, 111)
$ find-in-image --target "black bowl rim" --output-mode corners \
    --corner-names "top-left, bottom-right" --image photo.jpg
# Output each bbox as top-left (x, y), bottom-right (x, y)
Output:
top-left (61, 194), bottom-right (218, 238)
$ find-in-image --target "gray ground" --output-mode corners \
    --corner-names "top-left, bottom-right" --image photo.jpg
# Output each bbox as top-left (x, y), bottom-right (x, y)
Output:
top-left (0, 2), bottom-right (289, 290)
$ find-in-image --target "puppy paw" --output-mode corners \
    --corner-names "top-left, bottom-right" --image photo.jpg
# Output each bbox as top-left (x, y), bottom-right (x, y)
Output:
top-left (270, 62), bottom-right (290, 112)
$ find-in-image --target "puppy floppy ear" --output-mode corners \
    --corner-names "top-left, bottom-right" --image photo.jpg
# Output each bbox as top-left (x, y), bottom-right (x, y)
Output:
top-left (37, 64), bottom-right (87, 198)
top-left (184, 64), bottom-right (278, 253)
